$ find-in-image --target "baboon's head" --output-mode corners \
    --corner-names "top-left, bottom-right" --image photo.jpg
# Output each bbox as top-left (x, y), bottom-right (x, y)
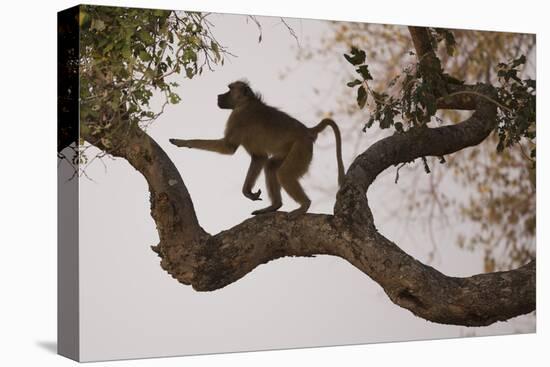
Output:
top-left (217, 80), bottom-right (257, 109)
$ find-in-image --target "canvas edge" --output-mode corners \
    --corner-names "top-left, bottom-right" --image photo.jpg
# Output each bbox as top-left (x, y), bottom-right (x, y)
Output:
top-left (57, 4), bottom-right (81, 362)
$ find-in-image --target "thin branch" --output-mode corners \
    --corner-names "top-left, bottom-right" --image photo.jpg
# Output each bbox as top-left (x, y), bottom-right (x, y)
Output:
top-left (279, 18), bottom-right (300, 47)
top-left (246, 15), bottom-right (263, 42)
top-left (394, 162), bottom-right (407, 184)
top-left (442, 90), bottom-right (513, 113)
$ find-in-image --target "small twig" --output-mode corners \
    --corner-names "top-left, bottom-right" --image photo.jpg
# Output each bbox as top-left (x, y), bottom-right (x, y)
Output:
top-left (247, 15), bottom-right (263, 42)
top-left (279, 18), bottom-right (300, 47)
top-left (421, 156), bottom-right (431, 174)
top-left (394, 162), bottom-right (407, 184)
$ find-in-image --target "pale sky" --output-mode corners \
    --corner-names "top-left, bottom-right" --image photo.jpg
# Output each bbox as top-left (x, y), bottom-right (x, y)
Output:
top-left (64, 11), bottom-right (535, 362)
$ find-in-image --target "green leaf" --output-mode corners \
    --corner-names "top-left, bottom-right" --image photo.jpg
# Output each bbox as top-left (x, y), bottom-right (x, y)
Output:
top-left (91, 19), bottom-right (106, 32)
top-left (138, 30), bottom-right (154, 44)
top-left (211, 41), bottom-right (220, 60)
top-left (153, 9), bottom-right (169, 17)
top-left (380, 111), bottom-right (393, 129)
top-left (139, 51), bottom-right (151, 61)
top-left (346, 79), bottom-right (362, 88)
top-left (511, 55), bottom-right (526, 68)
top-left (103, 42), bottom-right (114, 53)
top-left (185, 67), bottom-right (194, 79)
top-left (356, 65), bottom-right (373, 81)
top-left (357, 86), bottom-right (367, 109)
top-left (169, 92), bottom-right (181, 104)
top-left (344, 47), bottom-right (366, 65)
top-left (121, 45), bottom-right (132, 59)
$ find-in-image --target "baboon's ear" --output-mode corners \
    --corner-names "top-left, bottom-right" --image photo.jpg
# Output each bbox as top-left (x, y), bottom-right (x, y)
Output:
top-left (243, 85), bottom-right (255, 97)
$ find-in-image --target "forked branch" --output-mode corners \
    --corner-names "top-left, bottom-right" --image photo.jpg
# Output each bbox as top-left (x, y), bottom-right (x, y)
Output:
top-left (81, 27), bottom-right (535, 327)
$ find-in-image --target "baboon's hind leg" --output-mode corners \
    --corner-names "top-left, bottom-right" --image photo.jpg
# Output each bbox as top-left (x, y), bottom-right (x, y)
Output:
top-left (277, 140), bottom-right (313, 217)
top-left (252, 159), bottom-right (283, 215)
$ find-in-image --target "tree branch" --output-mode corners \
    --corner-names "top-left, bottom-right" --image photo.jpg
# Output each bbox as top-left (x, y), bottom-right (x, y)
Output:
top-left (81, 101), bottom-right (534, 326)
top-left (408, 26), bottom-right (436, 59)
top-left (192, 210), bottom-right (535, 326)
top-left (78, 27), bottom-right (534, 327)
top-left (408, 26), bottom-right (448, 98)
top-left (334, 83), bottom-right (497, 219)
top-left (81, 123), bottom-right (207, 285)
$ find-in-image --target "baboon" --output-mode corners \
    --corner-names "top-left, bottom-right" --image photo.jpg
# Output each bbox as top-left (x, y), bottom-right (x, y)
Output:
top-left (169, 80), bottom-right (345, 217)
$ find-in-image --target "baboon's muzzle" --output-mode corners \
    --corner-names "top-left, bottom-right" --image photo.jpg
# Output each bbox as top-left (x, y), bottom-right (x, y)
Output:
top-left (217, 94), bottom-right (224, 107)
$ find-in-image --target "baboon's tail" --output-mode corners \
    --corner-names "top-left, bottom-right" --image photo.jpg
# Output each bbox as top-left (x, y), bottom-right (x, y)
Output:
top-left (310, 118), bottom-right (345, 187)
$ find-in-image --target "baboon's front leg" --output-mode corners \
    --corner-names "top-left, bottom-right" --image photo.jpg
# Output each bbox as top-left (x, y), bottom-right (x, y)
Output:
top-left (242, 155), bottom-right (267, 201)
top-left (169, 138), bottom-right (238, 155)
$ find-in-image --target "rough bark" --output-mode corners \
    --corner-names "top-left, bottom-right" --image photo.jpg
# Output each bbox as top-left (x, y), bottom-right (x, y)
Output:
top-left (81, 27), bottom-right (536, 326)
top-left (81, 123), bottom-right (207, 285)
top-left (408, 26), bottom-right (448, 98)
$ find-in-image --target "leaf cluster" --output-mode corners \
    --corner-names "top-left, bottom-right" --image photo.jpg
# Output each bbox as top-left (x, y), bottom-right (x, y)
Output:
top-left (344, 46), bottom-right (536, 168)
top-left (79, 5), bottom-right (225, 134)
top-left (494, 55), bottom-right (536, 164)
top-left (344, 46), bottom-right (442, 133)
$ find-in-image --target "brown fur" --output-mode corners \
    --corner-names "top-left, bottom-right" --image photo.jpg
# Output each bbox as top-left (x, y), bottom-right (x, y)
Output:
top-left (170, 81), bottom-right (345, 216)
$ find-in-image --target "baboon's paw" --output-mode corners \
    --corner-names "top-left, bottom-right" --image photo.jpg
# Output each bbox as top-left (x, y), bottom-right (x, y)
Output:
top-left (287, 206), bottom-right (309, 219)
top-left (169, 138), bottom-right (189, 147)
top-left (244, 189), bottom-right (262, 201)
top-left (251, 206), bottom-right (278, 216)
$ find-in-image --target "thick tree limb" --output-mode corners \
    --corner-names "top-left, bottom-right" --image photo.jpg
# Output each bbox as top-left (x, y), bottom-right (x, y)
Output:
top-left (408, 26), bottom-right (436, 60)
top-left (408, 26), bottom-right (447, 98)
top-left (191, 211), bottom-right (535, 326)
top-left (81, 123), bottom-right (207, 284)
